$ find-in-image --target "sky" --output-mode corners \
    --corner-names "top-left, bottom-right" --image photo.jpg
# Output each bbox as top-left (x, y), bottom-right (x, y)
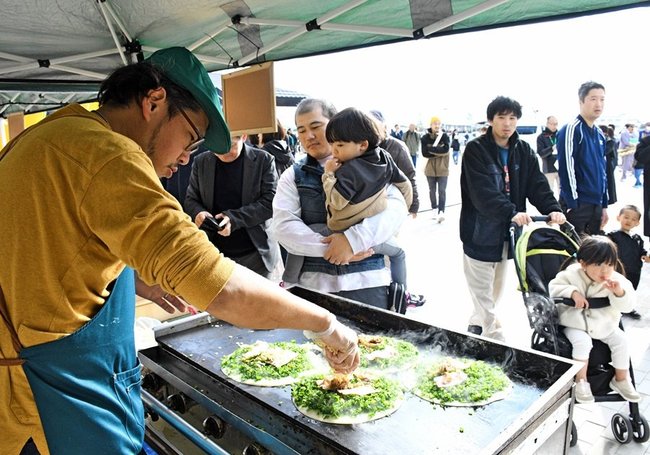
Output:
top-left (270, 6), bottom-right (650, 130)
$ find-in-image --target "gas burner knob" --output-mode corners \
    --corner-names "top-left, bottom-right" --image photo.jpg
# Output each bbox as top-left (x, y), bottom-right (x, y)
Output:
top-left (202, 415), bottom-right (225, 439)
top-left (242, 443), bottom-right (268, 455)
top-left (144, 406), bottom-right (159, 422)
top-left (141, 373), bottom-right (161, 391)
top-left (166, 393), bottom-right (191, 413)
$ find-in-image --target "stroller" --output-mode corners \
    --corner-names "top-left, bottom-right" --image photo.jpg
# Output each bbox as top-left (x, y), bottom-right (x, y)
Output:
top-left (510, 216), bottom-right (649, 446)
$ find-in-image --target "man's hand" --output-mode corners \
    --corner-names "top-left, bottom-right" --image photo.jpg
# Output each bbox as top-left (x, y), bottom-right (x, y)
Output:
top-left (322, 232), bottom-right (354, 264)
top-left (304, 317), bottom-right (359, 373)
top-left (216, 214), bottom-right (231, 237)
top-left (548, 211), bottom-right (566, 225)
top-left (195, 210), bottom-right (212, 227)
top-left (511, 212), bottom-right (532, 226)
top-left (135, 278), bottom-right (195, 314)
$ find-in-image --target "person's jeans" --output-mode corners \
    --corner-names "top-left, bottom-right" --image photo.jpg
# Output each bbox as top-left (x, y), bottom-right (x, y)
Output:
top-left (426, 175), bottom-right (448, 212)
top-left (411, 155), bottom-right (417, 166)
top-left (334, 286), bottom-right (389, 309)
top-left (373, 242), bottom-right (406, 287)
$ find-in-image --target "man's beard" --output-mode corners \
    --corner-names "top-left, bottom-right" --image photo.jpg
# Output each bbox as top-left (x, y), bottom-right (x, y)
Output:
top-left (145, 121), bottom-right (165, 175)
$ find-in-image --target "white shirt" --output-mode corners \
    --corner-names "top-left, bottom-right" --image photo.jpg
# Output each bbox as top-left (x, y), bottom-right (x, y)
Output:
top-left (269, 159), bottom-right (407, 292)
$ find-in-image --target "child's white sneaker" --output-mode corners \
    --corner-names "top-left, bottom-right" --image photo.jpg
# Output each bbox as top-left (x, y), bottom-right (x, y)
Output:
top-left (575, 379), bottom-right (595, 403)
top-left (609, 378), bottom-right (642, 403)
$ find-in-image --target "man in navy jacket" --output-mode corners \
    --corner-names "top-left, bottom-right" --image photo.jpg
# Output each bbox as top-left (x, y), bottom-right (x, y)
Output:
top-left (557, 81), bottom-right (609, 235)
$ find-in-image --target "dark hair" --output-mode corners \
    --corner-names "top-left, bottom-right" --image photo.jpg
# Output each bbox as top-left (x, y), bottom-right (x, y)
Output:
top-left (576, 236), bottom-right (618, 266)
top-left (486, 96), bottom-right (522, 121)
top-left (325, 107), bottom-right (380, 147)
top-left (619, 204), bottom-right (642, 219)
top-left (578, 81), bottom-right (605, 103)
top-left (261, 119), bottom-right (286, 143)
top-left (98, 61), bottom-right (201, 117)
top-left (295, 98), bottom-right (337, 120)
top-left (599, 124), bottom-right (614, 138)
top-left (248, 133), bottom-right (262, 147)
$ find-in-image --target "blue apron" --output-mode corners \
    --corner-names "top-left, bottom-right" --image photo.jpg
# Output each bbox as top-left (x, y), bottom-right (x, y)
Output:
top-left (20, 267), bottom-right (144, 454)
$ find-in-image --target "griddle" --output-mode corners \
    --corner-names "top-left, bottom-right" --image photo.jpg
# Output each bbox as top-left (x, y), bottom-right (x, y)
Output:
top-left (139, 286), bottom-right (580, 454)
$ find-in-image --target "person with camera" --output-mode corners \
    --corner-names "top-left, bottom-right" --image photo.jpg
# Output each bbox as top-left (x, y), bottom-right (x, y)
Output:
top-left (185, 134), bottom-right (280, 278)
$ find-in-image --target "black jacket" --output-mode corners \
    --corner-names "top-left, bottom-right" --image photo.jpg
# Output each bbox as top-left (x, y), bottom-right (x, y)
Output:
top-left (536, 127), bottom-right (557, 174)
top-left (262, 139), bottom-right (294, 178)
top-left (634, 136), bottom-right (650, 236)
top-left (460, 128), bottom-right (561, 262)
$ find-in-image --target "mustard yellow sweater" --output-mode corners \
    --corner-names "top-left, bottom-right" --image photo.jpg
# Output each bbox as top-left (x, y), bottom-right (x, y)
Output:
top-left (0, 104), bottom-right (234, 453)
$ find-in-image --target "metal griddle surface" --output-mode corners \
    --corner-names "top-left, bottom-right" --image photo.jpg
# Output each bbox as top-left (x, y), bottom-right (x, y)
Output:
top-left (148, 287), bottom-right (576, 454)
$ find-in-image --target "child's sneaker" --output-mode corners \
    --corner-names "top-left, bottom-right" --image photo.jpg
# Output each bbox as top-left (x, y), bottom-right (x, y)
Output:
top-left (609, 378), bottom-right (642, 402)
top-left (407, 293), bottom-right (426, 307)
top-left (575, 379), bottom-right (595, 403)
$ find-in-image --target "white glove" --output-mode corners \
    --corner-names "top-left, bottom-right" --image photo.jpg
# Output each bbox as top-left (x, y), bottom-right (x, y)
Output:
top-left (304, 316), bottom-right (359, 373)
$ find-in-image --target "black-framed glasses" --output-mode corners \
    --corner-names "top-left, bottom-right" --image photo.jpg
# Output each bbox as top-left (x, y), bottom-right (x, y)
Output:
top-left (178, 107), bottom-right (205, 154)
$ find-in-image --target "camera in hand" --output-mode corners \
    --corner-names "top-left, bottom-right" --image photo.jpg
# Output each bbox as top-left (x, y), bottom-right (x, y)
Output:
top-left (199, 216), bottom-right (227, 234)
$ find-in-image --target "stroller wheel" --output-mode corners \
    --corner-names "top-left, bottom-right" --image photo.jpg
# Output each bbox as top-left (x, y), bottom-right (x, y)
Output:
top-left (569, 420), bottom-right (578, 447)
top-left (611, 413), bottom-right (633, 444)
top-left (632, 414), bottom-right (650, 443)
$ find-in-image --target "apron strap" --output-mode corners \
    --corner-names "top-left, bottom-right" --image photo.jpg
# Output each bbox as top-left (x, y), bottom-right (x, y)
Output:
top-left (0, 286), bottom-right (25, 366)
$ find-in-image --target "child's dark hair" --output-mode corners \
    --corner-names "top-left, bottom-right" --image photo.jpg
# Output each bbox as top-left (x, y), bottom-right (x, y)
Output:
top-left (619, 204), bottom-right (642, 219)
top-left (325, 107), bottom-right (380, 148)
top-left (577, 235), bottom-right (622, 268)
top-left (561, 235), bottom-right (625, 274)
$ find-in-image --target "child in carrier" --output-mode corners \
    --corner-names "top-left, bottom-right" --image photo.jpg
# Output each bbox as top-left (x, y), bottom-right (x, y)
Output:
top-left (607, 204), bottom-right (649, 319)
top-left (321, 107), bottom-right (414, 301)
top-left (549, 235), bottom-right (641, 404)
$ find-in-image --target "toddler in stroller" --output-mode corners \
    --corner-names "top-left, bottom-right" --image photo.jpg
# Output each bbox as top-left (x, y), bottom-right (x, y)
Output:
top-left (513, 221), bottom-right (648, 444)
top-left (548, 235), bottom-right (640, 404)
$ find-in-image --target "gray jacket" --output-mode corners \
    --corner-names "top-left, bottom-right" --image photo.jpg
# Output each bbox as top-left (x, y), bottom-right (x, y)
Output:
top-left (184, 143), bottom-right (279, 272)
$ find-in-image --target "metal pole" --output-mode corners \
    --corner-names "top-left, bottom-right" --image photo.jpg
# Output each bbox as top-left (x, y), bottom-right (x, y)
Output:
top-left (141, 390), bottom-right (230, 455)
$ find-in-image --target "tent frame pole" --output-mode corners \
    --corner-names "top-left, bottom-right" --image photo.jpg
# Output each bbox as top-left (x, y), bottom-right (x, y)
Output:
top-left (238, 0), bottom-right (369, 65)
top-left (421, 0), bottom-right (511, 37)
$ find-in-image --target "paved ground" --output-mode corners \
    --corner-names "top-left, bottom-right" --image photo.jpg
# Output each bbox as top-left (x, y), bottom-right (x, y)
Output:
top-left (401, 153), bottom-right (650, 454)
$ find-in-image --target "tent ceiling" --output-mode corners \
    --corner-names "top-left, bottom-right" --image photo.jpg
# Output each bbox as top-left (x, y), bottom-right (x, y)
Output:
top-left (1, 0), bottom-right (648, 116)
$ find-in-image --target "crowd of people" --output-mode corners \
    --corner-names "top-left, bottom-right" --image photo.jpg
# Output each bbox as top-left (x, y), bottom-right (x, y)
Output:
top-left (1, 44), bottom-right (648, 452)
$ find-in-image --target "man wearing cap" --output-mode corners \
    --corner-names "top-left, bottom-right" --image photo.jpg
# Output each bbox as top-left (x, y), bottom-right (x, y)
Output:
top-left (421, 116), bottom-right (450, 222)
top-left (0, 48), bottom-right (358, 455)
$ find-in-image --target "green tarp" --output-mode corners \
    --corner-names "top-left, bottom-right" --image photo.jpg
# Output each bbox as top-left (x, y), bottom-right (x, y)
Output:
top-left (1, 0), bottom-right (648, 115)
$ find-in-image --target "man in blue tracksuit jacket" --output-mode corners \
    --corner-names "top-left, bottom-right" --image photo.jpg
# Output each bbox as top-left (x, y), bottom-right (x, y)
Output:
top-left (557, 81), bottom-right (609, 235)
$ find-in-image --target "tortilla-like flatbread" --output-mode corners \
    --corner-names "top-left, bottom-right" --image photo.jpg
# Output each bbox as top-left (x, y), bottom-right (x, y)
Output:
top-left (221, 340), bottom-right (324, 386)
top-left (414, 357), bottom-right (512, 407)
top-left (358, 334), bottom-right (419, 372)
top-left (292, 373), bottom-right (404, 424)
